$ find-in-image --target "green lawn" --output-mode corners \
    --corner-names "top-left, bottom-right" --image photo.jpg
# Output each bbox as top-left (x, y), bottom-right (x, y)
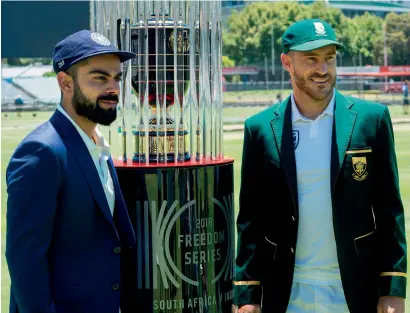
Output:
top-left (1, 109), bottom-right (410, 312)
top-left (223, 89), bottom-right (404, 104)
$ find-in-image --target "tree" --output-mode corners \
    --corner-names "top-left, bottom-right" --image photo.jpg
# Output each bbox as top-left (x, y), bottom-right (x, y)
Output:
top-left (43, 71), bottom-right (56, 77)
top-left (375, 12), bottom-right (410, 66)
top-left (223, 1), bottom-right (350, 67)
top-left (1, 58), bottom-right (53, 66)
top-left (346, 12), bottom-right (384, 66)
top-left (223, 2), bottom-right (308, 66)
top-left (222, 55), bottom-right (235, 68)
top-left (222, 55), bottom-right (239, 82)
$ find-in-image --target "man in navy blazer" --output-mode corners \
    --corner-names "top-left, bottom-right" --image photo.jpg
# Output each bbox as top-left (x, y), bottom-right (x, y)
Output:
top-left (6, 30), bottom-right (138, 313)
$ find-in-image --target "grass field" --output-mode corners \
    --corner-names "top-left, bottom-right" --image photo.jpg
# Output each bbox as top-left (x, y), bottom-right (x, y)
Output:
top-left (223, 89), bottom-right (404, 104)
top-left (223, 103), bottom-right (408, 121)
top-left (1, 108), bottom-right (410, 312)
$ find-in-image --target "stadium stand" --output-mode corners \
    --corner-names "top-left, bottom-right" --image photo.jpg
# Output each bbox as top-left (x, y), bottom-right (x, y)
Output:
top-left (2, 65), bottom-right (54, 79)
top-left (13, 77), bottom-right (60, 104)
top-left (1, 80), bottom-right (34, 105)
top-left (2, 65), bottom-right (60, 112)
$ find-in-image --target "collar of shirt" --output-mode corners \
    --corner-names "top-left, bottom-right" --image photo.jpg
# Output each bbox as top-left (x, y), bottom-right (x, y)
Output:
top-left (291, 89), bottom-right (335, 123)
top-left (57, 104), bottom-right (111, 162)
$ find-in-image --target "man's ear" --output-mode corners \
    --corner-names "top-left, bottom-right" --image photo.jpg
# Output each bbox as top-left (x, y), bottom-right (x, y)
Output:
top-left (281, 52), bottom-right (293, 73)
top-left (57, 71), bottom-right (74, 95)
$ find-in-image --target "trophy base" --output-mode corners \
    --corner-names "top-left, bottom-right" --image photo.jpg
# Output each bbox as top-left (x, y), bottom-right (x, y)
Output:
top-left (132, 152), bottom-right (191, 163)
top-left (132, 128), bottom-right (191, 163)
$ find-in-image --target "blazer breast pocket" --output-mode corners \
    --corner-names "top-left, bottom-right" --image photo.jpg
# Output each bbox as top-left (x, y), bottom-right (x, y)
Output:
top-left (354, 230), bottom-right (377, 274)
top-left (344, 148), bottom-right (373, 183)
top-left (263, 236), bottom-right (278, 261)
top-left (263, 152), bottom-right (280, 168)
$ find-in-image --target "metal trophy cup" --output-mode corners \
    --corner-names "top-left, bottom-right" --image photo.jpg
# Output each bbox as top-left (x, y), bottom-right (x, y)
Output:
top-left (131, 14), bottom-right (191, 163)
top-left (91, 1), bottom-right (234, 312)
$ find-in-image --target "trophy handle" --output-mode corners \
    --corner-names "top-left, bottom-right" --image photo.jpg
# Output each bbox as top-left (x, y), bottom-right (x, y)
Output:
top-left (117, 18), bottom-right (122, 50)
top-left (116, 17), bottom-right (132, 162)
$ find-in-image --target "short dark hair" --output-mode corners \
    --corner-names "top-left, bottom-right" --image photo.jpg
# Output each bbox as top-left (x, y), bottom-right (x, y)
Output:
top-left (65, 59), bottom-right (89, 80)
top-left (60, 59), bottom-right (88, 102)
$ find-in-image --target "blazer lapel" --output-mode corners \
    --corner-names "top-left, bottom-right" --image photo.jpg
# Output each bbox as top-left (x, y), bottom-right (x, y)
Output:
top-left (270, 97), bottom-right (299, 214)
top-left (50, 110), bottom-right (118, 236)
top-left (107, 158), bottom-right (136, 246)
top-left (330, 91), bottom-right (357, 194)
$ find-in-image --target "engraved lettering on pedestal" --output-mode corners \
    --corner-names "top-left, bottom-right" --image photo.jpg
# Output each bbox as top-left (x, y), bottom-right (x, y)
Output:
top-left (210, 194), bottom-right (235, 282)
top-left (136, 193), bottom-right (235, 311)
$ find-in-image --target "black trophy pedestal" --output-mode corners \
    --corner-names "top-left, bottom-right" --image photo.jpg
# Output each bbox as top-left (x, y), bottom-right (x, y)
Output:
top-left (115, 158), bottom-right (235, 313)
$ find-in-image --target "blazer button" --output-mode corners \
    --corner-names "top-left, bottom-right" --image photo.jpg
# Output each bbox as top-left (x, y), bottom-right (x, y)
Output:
top-left (292, 216), bottom-right (296, 221)
top-left (113, 247), bottom-right (121, 254)
top-left (290, 247), bottom-right (294, 253)
top-left (112, 283), bottom-right (120, 291)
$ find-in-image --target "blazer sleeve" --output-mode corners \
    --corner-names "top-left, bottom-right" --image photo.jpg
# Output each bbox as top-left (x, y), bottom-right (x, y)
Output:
top-left (372, 106), bottom-right (407, 298)
top-left (234, 120), bottom-right (263, 306)
top-left (6, 140), bottom-right (61, 313)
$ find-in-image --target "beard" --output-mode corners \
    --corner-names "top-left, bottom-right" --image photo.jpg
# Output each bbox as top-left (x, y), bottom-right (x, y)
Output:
top-left (72, 81), bottom-right (118, 126)
top-left (292, 69), bottom-right (336, 102)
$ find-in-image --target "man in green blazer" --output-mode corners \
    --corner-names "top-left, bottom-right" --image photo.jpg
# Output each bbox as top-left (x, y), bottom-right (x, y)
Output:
top-left (234, 19), bottom-right (406, 313)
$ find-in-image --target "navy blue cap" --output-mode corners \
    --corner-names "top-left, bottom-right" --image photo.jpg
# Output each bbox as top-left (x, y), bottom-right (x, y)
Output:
top-left (53, 30), bottom-right (136, 73)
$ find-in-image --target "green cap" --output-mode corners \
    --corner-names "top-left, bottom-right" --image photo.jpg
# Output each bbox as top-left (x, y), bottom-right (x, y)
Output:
top-left (282, 19), bottom-right (346, 53)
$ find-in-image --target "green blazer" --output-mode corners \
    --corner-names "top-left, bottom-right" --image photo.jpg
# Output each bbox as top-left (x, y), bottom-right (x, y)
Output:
top-left (234, 90), bottom-right (407, 313)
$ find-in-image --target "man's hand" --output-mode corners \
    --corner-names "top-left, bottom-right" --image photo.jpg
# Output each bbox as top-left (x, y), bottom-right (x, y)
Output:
top-left (234, 304), bottom-right (261, 313)
top-left (377, 296), bottom-right (405, 313)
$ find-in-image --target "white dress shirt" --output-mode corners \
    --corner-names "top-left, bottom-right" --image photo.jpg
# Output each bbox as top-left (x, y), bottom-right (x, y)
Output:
top-left (57, 104), bottom-right (115, 215)
top-left (291, 91), bottom-right (342, 285)
top-left (286, 90), bottom-right (350, 312)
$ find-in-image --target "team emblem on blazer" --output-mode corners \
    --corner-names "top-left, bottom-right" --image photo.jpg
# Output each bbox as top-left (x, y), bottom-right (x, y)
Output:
top-left (292, 130), bottom-right (299, 150)
top-left (352, 157), bottom-right (368, 181)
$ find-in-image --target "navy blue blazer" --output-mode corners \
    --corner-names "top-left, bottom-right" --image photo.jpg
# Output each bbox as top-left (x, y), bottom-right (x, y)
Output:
top-left (6, 110), bottom-right (137, 313)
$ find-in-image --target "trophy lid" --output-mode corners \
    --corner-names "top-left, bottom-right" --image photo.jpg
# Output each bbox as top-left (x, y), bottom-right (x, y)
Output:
top-left (148, 14), bottom-right (174, 27)
top-left (132, 13), bottom-right (187, 28)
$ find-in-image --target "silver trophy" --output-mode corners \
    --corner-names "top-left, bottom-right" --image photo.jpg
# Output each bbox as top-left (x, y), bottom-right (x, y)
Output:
top-left (90, 2), bottom-right (234, 313)
top-left (91, 0), bottom-right (224, 165)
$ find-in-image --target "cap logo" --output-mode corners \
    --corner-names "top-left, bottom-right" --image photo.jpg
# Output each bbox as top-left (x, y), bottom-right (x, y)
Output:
top-left (58, 60), bottom-right (65, 68)
top-left (313, 22), bottom-right (326, 36)
top-left (90, 32), bottom-right (111, 46)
